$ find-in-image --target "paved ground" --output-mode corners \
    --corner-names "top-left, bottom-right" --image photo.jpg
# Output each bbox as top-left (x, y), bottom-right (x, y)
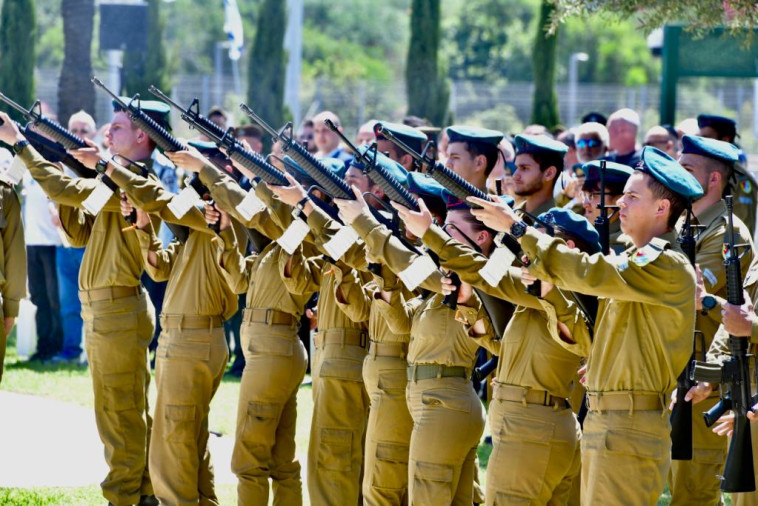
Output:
top-left (0, 391), bottom-right (237, 488)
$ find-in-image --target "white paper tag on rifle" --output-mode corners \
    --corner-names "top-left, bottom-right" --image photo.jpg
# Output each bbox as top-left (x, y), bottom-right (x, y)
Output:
top-left (167, 185), bottom-right (201, 219)
top-left (479, 246), bottom-right (516, 287)
top-left (0, 157), bottom-right (26, 186)
top-left (235, 189), bottom-right (266, 221)
top-left (81, 180), bottom-right (114, 216)
top-left (277, 219), bottom-right (310, 255)
top-left (323, 226), bottom-right (359, 261)
top-left (398, 254), bottom-right (437, 291)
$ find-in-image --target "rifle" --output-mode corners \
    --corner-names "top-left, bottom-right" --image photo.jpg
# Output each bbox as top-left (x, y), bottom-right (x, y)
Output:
top-left (148, 87), bottom-right (289, 187)
top-left (670, 206), bottom-right (705, 460)
top-left (692, 195), bottom-right (756, 492)
top-left (594, 161), bottom-right (612, 255)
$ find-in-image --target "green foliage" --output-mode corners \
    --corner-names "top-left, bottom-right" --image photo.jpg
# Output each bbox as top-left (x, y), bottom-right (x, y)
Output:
top-left (406, 0), bottom-right (448, 127)
top-left (301, 26), bottom-right (392, 83)
top-left (122, 0), bottom-right (171, 96)
top-left (460, 103), bottom-right (524, 136)
top-left (35, 0), bottom-right (64, 69)
top-left (531, 0), bottom-right (559, 127)
top-left (247, 0), bottom-right (286, 150)
top-left (0, 0), bottom-right (36, 123)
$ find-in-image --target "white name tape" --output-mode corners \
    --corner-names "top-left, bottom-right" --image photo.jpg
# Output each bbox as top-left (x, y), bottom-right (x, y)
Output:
top-left (81, 180), bottom-right (114, 215)
top-left (479, 246), bottom-right (517, 287)
top-left (277, 219), bottom-right (310, 255)
top-left (235, 189), bottom-right (266, 221)
top-left (323, 226), bottom-right (359, 261)
top-left (167, 185), bottom-right (201, 219)
top-left (398, 254), bottom-right (437, 291)
top-left (0, 158), bottom-right (26, 185)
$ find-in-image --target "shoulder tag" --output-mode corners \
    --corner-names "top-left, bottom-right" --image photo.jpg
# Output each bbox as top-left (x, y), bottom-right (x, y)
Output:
top-left (630, 240), bottom-right (666, 268)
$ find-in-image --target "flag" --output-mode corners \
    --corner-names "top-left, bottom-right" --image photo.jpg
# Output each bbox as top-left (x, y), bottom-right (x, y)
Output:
top-left (223, 0), bottom-right (244, 61)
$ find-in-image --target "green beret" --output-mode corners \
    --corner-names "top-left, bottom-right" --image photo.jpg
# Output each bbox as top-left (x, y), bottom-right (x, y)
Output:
top-left (282, 156), bottom-right (310, 181)
top-left (351, 146), bottom-right (409, 187)
top-left (319, 157), bottom-right (348, 180)
top-left (375, 121), bottom-right (428, 154)
top-left (112, 97), bottom-right (172, 131)
top-left (681, 135), bottom-right (739, 164)
top-left (538, 207), bottom-right (601, 254)
top-left (697, 114), bottom-right (737, 139)
top-left (636, 146), bottom-right (703, 200)
top-left (514, 134), bottom-right (568, 157)
top-left (446, 126), bottom-right (503, 147)
top-left (406, 172), bottom-right (446, 201)
top-left (582, 160), bottom-right (634, 186)
top-left (187, 140), bottom-right (220, 156)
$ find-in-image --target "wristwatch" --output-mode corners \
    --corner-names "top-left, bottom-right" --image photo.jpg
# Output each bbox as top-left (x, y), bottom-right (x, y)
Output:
top-left (95, 158), bottom-right (109, 174)
top-left (12, 139), bottom-right (29, 155)
top-left (701, 295), bottom-right (717, 315)
top-left (296, 195), bottom-right (310, 212)
top-left (510, 220), bottom-right (528, 239)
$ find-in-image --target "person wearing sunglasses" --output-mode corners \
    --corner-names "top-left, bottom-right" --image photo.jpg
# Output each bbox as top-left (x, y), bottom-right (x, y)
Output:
top-left (574, 122), bottom-right (609, 164)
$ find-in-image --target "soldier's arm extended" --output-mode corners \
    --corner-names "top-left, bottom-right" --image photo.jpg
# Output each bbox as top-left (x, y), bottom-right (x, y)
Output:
top-left (0, 185), bottom-right (26, 318)
top-left (216, 224), bottom-right (257, 295)
top-left (278, 243), bottom-right (325, 296)
top-left (372, 286), bottom-right (421, 335)
top-left (333, 266), bottom-right (373, 324)
top-left (108, 162), bottom-right (210, 233)
top-left (304, 203), bottom-right (368, 272)
top-left (521, 228), bottom-right (694, 305)
top-left (538, 287), bottom-right (592, 357)
top-left (421, 223), bottom-right (543, 309)
top-left (57, 203), bottom-right (93, 248)
top-left (197, 163), bottom-right (283, 239)
top-left (135, 219), bottom-right (180, 282)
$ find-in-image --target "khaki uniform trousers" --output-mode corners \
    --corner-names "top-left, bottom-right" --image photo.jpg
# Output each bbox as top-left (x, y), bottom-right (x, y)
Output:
top-left (406, 375), bottom-right (485, 506)
top-left (81, 289), bottom-right (154, 506)
top-left (581, 399), bottom-right (670, 506)
top-left (362, 344), bottom-right (413, 505)
top-left (668, 395), bottom-right (727, 505)
top-left (730, 417), bottom-right (758, 506)
top-left (150, 320), bottom-right (228, 506)
top-left (0, 304), bottom-right (5, 384)
top-left (486, 385), bottom-right (581, 505)
top-left (231, 320), bottom-right (307, 506)
top-left (308, 330), bottom-right (370, 506)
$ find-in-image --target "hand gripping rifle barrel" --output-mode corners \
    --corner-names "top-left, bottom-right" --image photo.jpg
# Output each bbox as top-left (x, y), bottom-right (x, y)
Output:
top-left (148, 87), bottom-right (287, 186)
top-left (240, 104), bottom-right (352, 199)
top-left (0, 92), bottom-right (88, 151)
top-left (691, 195), bottom-right (755, 492)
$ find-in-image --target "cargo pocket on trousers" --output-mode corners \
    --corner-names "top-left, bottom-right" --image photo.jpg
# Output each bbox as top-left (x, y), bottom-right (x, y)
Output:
top-left (241, 401), bottom-right (280, 460)
top-left (604, 429), bottom-right (663, 460)
top-left (421, 389), bottom-right (471, 413)
top-left (372, 443), bottom-right (409, 491)
top-left (492, 416), bottom-right (554, 501)
top-left (248, 335), bottom-right (295, 357)
top-left (318, 428), bottom-right (353, 472)
top-left (93, 312), bottom-right (139, 334)
top-left (377, 370), bottom-right (407, 394)
top-left (102, 372), bottom-right (136, 412)
top-left (413, 461), bottom-right (453, 505)
top-left (165, 405), bottom-right (196, 443)
top-left (319, 358), bottom-right (364, 382)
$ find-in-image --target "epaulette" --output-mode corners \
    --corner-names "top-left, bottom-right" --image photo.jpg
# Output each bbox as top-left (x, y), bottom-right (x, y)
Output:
top-left (630, 238), bottom-right (668, 267)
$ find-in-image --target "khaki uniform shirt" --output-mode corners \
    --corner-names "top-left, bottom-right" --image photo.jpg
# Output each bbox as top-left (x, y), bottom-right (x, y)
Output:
top-left (521, 228), bottom-right (696, 394)
top-left (0, 181), bottom-right (26, 317)
top-left (19, 145), bottom-right (144, 291)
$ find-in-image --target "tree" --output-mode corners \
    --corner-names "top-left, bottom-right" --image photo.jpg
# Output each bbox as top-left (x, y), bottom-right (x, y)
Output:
top-left (531, 0), bottom-right (559, 128)
top-left (123, 0), bottom-right (170, 97)
top-left (247, 0), bottom-right (286, 151)
top-left (58, 0), bottom-right (95, 125)
top-left (0, 0), bottom-right (36, 123)
top-left (406, 0), bottom-right (449, 127)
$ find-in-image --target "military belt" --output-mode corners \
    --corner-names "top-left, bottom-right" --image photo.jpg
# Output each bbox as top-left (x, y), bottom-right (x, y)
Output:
top-left (160, 314), bottom-right (224, 330)
top-left (243, 308), bottom-right (298, 327)
top-left (587, 391), bottom-right (665, 412)
top-left (407, 364), bottom-right (469, 381)
top-left (493, 383), bottom-right (568, 409)
top-left (314, 328), bottom-right (368, 348)
top-left (368, 341), bottom-right (408, 359)
top-left (79, 285), bottom-right (141, 303)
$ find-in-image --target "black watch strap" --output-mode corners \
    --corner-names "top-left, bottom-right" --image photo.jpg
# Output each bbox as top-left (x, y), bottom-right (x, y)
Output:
top-left (510, 221), bottom-right (528, 239)
top-left (95, 158), bottom-right (109, 174)
top-left (12, 139), bottom-right (29, 155)
top-left (296, 195), bottom-right (310, 211)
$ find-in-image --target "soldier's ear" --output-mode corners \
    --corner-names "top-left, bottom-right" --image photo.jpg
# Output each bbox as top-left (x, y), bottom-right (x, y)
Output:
top-left (543, 165), bottom-right (557, 183)
top-left (565, 238), bottom-right (577, 250)
top-left (656, 197), bottom-right (671, 219)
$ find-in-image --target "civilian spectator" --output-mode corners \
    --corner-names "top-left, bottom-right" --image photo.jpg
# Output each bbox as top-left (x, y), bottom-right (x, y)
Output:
top-left (603, 108), bottom-right (642, 167)
top-left (574, 122), bottom-right (609, 163)
top-left (235, 124), bottom-right (264, 154)
top-left (644, 125), bottom-right (678, 158)
top-left (312, 111), bottom-right (353, 164)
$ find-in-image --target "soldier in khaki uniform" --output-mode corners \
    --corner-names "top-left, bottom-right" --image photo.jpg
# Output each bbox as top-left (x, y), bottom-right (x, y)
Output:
top-left (469, 146), bottom-right (703, 505)
top-left (96, 151), bottom-right (239, 504)
top-left (668, 135), bottom-right (754, 505)
top-left (579, 160), bottom-right (634, 254)
top-left (401, 207), bottom-right (599, 505)
top-left (171, 146), bottom-right (316, 505)
top-left (510, 134), bottom-right (564, 219)
top-left (0, 111), bottom-right (158, 506)
top-left (0, 149), bottom-right (26, 383)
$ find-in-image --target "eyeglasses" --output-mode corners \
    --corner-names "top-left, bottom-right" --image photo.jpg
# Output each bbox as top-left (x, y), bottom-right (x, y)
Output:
top-left (576, 138), bottom-right (601, 149)
top-left (579, 190), bottom-right (613, 202)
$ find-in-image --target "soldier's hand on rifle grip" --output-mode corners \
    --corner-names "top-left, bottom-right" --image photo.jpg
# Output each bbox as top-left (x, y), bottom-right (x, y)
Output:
top-left (392, 198), bottom-right (433, 238)
top-left (0, 112), bottom-right (24, 145)
top-left (468, 195), bottom-right (519, 233)
top-left (440, 274), bottom-right (457, 296)
top-left (70, 142), bottom-right (103, 170)
top-left (269, 172), bottom-right (308, 207)
top-left (669, 382), bottom-right (714, 411)
top-left (204, 202), bottom-right (230, 232)
top-left (166, 147), bottom-right (206, 173)
top-left (722, 292), bottom-right (756, 337)
top-left (334, 185), bottom-right (368, 225)
top-left (713, 412), bottom-right (736, 437)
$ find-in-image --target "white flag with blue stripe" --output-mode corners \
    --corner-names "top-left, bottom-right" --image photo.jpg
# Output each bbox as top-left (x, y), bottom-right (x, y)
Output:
top-left (223, 0), bottom-right (244, 61)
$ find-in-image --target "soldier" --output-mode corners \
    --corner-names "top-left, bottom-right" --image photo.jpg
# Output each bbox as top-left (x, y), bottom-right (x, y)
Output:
top-left (579, 160), bottom-right (633, 254)
top-left (0, 109), bottom-right (158, 506)
top-left (511, 135), bottom-right (565, 218)
top-left (0, 145), bottom-right (26, 383)
top-left (469, 146), bottom-right (703, 505)
top-left (697, 114), bottom-right (757, 237)
top-left (374, 121), bottom-right (429, 172)
top-left (668, 135), bottom-right (754, 505)
top-left (397, 204), bottom-right (599, 504)
top-left (445, 126), bottom-right (503, 192)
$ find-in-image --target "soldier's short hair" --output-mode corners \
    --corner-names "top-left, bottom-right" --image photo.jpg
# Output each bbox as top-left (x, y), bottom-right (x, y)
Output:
top-left (646, 176), bottom-right (688, 229)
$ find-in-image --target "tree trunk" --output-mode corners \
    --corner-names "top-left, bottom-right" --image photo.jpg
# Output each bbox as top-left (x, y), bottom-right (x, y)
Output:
top-left (531, 0), bottom-right (560, 129)
top-left (58, 0), bottom-right (95, 125)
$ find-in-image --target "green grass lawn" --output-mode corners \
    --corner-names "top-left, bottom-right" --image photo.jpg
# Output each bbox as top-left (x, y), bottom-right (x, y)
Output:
top-left (0, 338), bottom-right (732, 506)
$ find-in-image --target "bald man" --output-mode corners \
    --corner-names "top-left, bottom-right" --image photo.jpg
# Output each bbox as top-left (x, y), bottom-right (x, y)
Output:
top-left (312, 111), bottom-right (353, 165)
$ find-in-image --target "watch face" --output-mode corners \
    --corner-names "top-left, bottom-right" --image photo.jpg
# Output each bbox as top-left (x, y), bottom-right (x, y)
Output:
top-left (702, 296), bottom-right (717, 310)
